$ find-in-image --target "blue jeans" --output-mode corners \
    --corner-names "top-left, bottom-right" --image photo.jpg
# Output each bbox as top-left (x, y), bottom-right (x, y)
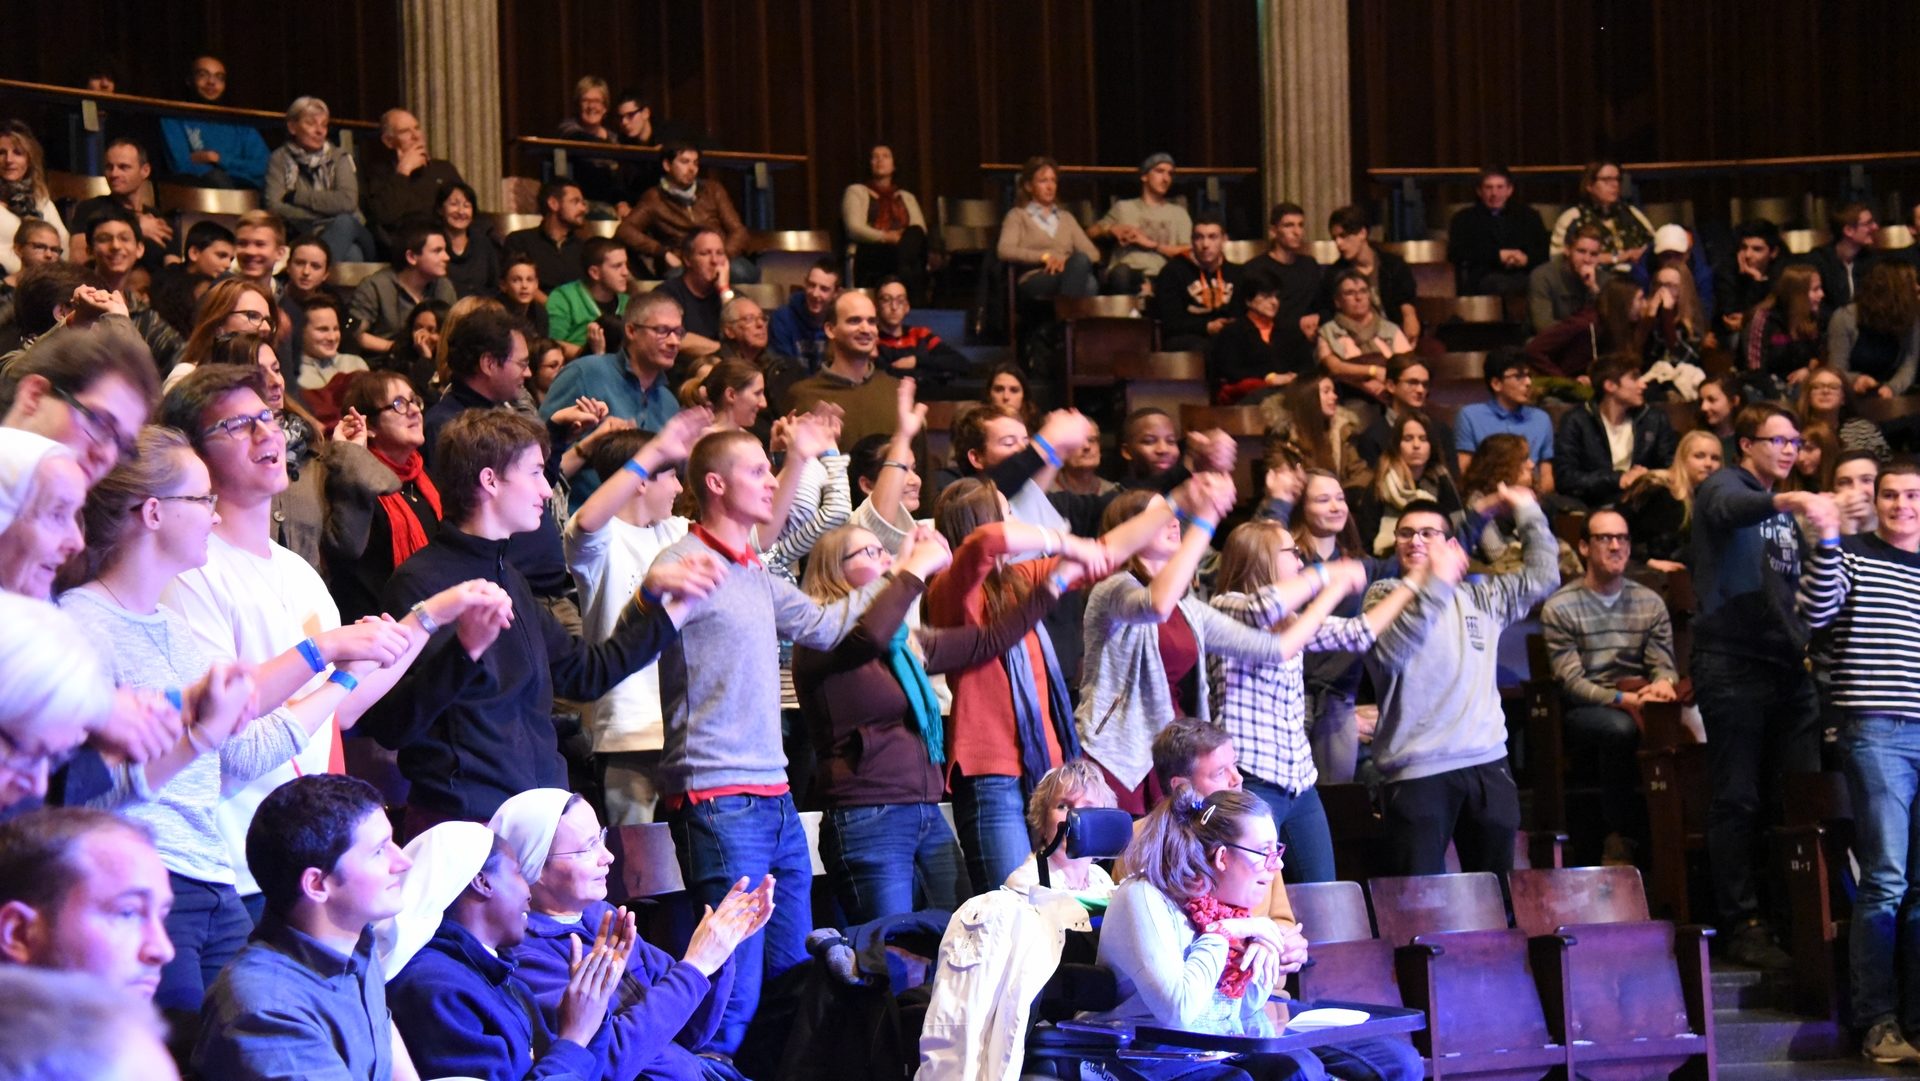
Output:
top-left (1841, 716), bottom-right (1920, 1030)
top-left (1241, 776), bottom-right (1337, 884)
top-left (315, 214), bottom-right (376, 264)
top-left (952, 772), bottom-right (1032, 893)
top-left (667, 793), bottom-right (813, 1054)
top-left (1309, 692), bottom-right (1359, 785)
top-left (822, 802), bottom-right (971, 924)
top-left (1692, 649), bottom-right (1820, 929)
top-left (157, 874), bottom-right (254, 1012)
top-left (1016, 251), bottom-right (1097, 300)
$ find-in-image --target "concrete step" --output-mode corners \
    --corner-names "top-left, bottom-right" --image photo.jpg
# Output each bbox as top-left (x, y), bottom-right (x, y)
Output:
top-left (1713, 962), bottom-right (1788, 1010)
top-left (1721, 1058), bottom-right (1910, 1081)
top-left (1716, 1009), bottom-right (1850, 1064)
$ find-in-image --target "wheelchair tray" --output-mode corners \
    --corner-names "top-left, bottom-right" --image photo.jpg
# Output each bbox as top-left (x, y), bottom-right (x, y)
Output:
top-left (1058, 999), bottom-right (1425, 1056)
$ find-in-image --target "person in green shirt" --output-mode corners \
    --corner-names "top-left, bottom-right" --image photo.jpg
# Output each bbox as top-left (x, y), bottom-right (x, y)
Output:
top-left (548, 237), bottom-right (632, 359)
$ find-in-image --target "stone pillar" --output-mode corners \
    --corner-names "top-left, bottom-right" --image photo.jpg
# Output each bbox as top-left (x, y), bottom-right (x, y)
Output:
top-left (1259, 0), bottom-right (1352, 231)
top-left (400, 0), bottom-right (502, 205)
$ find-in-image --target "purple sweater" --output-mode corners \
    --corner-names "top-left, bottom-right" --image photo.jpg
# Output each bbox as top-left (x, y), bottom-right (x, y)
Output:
top-left (512, 899), bottom-right (733, 1081)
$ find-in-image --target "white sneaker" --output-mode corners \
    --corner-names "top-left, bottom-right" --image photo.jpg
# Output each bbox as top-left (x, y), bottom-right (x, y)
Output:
top-left (1863, 1020), bottom-right (1920, 1064)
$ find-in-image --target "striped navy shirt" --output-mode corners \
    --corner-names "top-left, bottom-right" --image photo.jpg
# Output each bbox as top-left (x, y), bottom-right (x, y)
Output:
top-left (1797, 532), bottom-right (1920, 719)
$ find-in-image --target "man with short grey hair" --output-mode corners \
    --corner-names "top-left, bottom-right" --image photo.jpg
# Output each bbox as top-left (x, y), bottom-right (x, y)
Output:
top-left (264, 96), bottom-right (375, 263)
top-left (363, 107), bottom-right (466, 250)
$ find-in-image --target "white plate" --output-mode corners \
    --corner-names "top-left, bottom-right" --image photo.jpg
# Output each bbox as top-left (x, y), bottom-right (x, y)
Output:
top-left (1284, 1008), bottom-right (1371, 1030)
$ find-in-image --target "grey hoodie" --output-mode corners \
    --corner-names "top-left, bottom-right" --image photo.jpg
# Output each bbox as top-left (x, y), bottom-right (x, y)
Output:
top-left (1361, 501), bottom-right (1560, 782)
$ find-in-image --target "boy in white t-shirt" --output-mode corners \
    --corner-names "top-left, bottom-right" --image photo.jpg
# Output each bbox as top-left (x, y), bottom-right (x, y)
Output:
top-left (564, 409), bottom-right (710, 825)
top-left (158, 366), bottom-right (510, 907)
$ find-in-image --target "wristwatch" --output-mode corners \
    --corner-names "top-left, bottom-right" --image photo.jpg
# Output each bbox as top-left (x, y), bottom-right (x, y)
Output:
top-left (409, 600), bottom-right (441, 635)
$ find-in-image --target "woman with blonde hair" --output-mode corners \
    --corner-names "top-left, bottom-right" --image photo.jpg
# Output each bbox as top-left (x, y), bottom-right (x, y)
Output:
top-left (0, 121), bottom-right (68, 275)
top-left (1103, 785), bottom-right (1423, 1080)
top-left (996, 155), bottom-right (1099, 302)
top-left (1620, 428), bottom-right (1722, 572)
top-left (1005, 758), bottom-right (1117, 894)
top-left (795, 522), bottom-right (1072, 922)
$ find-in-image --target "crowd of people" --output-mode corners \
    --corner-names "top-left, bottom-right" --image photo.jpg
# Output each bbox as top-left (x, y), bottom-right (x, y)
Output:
top-left (6, 58), bottom-right (1920, 1081)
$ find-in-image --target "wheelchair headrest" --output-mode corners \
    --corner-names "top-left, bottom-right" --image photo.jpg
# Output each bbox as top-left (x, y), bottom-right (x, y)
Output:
top-left (1062, 807), bottom-right (1135, 861)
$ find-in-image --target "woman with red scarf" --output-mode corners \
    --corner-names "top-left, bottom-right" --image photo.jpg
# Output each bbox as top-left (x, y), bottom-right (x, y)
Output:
top-left (841, 144), bottom-right (929, 300)
top-left (1097, 786), bottom-right (1422, 1081)
top-left (323, 370), bottom-right (442, 621)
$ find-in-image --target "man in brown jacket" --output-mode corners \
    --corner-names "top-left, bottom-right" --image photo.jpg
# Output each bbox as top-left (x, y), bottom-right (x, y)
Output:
top-left (615, 141), bottom-right (760, 283)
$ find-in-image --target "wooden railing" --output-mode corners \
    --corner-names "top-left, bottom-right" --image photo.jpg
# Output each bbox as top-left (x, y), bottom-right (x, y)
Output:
top-left (509, 135), bottom-right (806, 230)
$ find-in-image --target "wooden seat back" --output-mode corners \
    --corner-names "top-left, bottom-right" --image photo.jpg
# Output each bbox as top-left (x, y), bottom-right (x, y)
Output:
top-left (1545, 921), bottom-right (1699, 1044)
top-left (1425, 351), bottom-right (1486, 381)
top-left (1368, 872), bottom-right (1507, 946)
top-left (1398, 927), bottom-right (1558, 1067)
top-left (1064, 316), bottom-right (1156, 396)
top-left (1293, 938), bottom-right (1402, 1006)
top-left (1508, 867), bottom-right (1651, 938)
top-left (1284, 881), bottom-right (1374, 944)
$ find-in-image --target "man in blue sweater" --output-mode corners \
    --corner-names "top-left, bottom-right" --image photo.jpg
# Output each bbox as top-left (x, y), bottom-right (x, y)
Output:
top-left (159, 56), bottom-right (270, 191)
top-left (1691, 403), bottom-right (1838, 970)
top-left (767, 258), bottom-right (839, 372)
top-left (362, 409), bottom-right (724, 834)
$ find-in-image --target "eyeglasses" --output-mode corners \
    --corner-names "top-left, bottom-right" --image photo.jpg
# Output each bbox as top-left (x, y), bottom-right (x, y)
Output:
top-left (1395, 526), bottom-right (1449, 542)
top-left (638, 324), bottom-right (685, 338)
top-left (0, 728), bottom-right (77, 777)
top-left (1586, 532), bottom-right (1630, 546)
top-left (149, 492), bottom-right (219, 511)
top-left (1274, 545), bottom-right (1303, 561)
top-left (840, 544), bottom-right (886, 563)
top-left (51, 386), bottom-right (139, 461)
top-left (550, 827), bottom-right (609, 860)
top-left (1221, 841), bottom-right (1286, 869)
top-left (22, 241), bottom-right (61, 256)
top-left (228, 308), bottom-right (272, 327)
top-left (202, 409), bottom-right (280, 441)
top-left (379, 396), bottom-right (426, 416)
top-left (615, 109), bottom-right (642, 122)
top-left (727, 315), bottom-right (768, 329)
top-left (1748, 435), bottom-right (1805, 451)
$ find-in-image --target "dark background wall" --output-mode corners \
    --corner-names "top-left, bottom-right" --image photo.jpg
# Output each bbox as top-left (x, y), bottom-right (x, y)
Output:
top-left (8, 0), bottom-right (1918, 232)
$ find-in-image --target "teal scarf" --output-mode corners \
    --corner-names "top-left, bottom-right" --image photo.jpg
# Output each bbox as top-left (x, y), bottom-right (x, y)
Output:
top-left (887, 622), bottom-right (945, 766)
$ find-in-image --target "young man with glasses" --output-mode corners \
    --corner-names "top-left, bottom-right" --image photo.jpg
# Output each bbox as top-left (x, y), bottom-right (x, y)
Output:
top-left (1553, 353), bottom-right (1678, 507)
top-left (1350, 356), bottom-right (1456, 476)
top-left (1691, 403), bottom-right (1841, 969)
top-left (539, 291), bottom-right (686, 509)
top-left (0, 315), bottom-right (157, 487)
top-left (1363, 483), bottom-right (1557, 876)
top-left (157, 365), bottom-right (497, 922)
top-left (1540, 510), bottom-right (1679, 865)
top-left (1454, 346), bottom-right (1558, 494)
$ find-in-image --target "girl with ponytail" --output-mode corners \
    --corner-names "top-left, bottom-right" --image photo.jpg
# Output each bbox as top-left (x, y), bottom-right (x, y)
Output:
top-left (1100, 784), bottom-right (1422, 1081)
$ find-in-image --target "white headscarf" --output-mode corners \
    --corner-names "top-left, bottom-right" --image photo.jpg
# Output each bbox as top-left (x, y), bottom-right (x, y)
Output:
top-left (488, 788), bottom-right (574, 886)
top-left (0, 428), bottom-right (73, 534)
top-left (377, 821), bottom-right (498, 982)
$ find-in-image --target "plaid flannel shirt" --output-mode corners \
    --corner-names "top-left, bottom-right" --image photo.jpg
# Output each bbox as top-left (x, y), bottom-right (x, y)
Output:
top-left (1207, 590), bottom-right (1376, 794)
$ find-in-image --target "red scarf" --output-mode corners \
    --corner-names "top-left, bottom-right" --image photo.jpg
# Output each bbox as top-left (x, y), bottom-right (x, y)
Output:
top-left (371, 447), bottom-right (441, 568)
top-left (865, 181), bottom-right (909, 234)
top-left (1183, 893), bottom-right (1255, 999)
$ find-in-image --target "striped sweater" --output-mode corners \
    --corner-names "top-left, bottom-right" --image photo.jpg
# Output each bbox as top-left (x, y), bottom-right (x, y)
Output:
top-left (1797, 533), bottom-right (1920, 719)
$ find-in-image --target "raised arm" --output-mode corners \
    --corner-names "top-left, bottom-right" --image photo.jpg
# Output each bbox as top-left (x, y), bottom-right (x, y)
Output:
top-left (571, 408), bottom-right (711, 535)
top-left (865, 378), bottom-right (927, 531)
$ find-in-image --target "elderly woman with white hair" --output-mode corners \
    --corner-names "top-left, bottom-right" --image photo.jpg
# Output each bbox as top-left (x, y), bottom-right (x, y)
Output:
top-left (264, 95), bottom-right (376, 263)
top-left (490, 789), bottom-right (773, 1081)
top-left (0, 427), bottom-right (85, 599)
top-left (0, 593), bottom-right (116, 810)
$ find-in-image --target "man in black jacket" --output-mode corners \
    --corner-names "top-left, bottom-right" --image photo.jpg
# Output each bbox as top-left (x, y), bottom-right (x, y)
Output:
top-left (1797, 202), bottom-right (1879, 310)
top-left (1553, 353), bottom-right (1679, 507)
top-left (1447, 166), bottom-right (1549, 297)
top-left (362, 408), bottom-right (725, 832)
top-left (1149, 213), bottom-right (1242, 350)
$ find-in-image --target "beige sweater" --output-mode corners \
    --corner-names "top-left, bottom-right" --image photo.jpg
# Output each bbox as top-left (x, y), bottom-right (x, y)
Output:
top-left (840, 185), bottom-right (927, 244)
top-left (996, 204), bottom-right (1099, 273)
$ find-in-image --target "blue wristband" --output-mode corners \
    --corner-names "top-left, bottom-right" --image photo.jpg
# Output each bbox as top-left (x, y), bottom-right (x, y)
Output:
top-left (640, 586), bottom-right (664, 607)
top-left (622, 459), bottom-right (652, 482)
top-left (1819, 536), bottom-right (1843, 549)
top-left (328, 669), bottom-right (359, 695)
top-left (164, 688), bottom-right (184, 712)
top-left (1048, 572), bottom-right (1074, 594)
top-left (296, 637), bottom-right (325, 674)
top-left (1031, 434), bottom-right (1063, 469)
top-left (1186, 516), bottom-right (1217, 539)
